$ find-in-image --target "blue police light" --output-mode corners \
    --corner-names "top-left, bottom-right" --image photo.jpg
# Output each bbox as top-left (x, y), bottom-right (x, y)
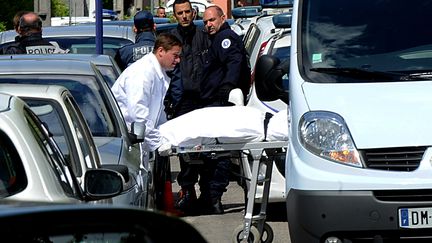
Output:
top-left (259, 0), bottom-right (293, 8)
top-left (231, 6), bottom-right (263, 19)
top-left (272, 13), bottom-right (291, 28)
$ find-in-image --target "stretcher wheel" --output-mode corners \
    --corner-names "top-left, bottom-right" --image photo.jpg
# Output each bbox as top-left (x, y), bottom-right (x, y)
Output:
top-left (255, 222), bottom-right (274, 243)
top-left (232, 224), bottom-right (260, 243)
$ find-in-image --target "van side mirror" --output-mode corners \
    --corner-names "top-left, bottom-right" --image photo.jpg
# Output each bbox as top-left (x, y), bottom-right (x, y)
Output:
top-left (254, 55), bottom-right (289, 104)
top-left (129, 121), bottom-right (145, 144)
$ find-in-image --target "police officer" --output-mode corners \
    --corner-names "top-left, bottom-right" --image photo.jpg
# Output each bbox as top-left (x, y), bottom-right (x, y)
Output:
top-left (3, 12), bottom-right (67, 54)
top-left (114, 11), bottom-right (156, 71)
top-left (198, 5), bottom-right (251, 214)
top-left (165, 0), bottom-right (211, 215)
top-left (201, 5), bottom-right (250, 106)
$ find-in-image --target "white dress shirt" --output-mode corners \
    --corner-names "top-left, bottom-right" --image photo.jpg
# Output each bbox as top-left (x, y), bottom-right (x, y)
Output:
top-left (112, 52), bottom-right (170, 152)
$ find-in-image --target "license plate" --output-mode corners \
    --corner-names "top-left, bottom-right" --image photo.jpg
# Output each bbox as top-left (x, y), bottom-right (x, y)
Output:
top-left (399, 207), bottom-right (432, 228)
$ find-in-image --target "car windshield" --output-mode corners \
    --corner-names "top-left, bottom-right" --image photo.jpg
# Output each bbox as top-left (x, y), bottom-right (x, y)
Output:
top-left (301, 0), bottom-right (432, 83)
top-left (45, 37), bottom-right (133, 58)
top-left (0, 37), bottom-right (133, 59)
top-left (0, 75), bottom-right (115, 137)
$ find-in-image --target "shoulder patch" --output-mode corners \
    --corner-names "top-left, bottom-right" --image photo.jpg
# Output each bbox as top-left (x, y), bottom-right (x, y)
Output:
top-left (221, 39), bottom-right (231, 49)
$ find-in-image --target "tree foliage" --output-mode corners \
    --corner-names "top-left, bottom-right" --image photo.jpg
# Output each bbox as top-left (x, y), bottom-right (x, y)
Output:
top-left (52, 0), bottom-right (69, 17)
top-left (0, 0), bottom-right (33, 30)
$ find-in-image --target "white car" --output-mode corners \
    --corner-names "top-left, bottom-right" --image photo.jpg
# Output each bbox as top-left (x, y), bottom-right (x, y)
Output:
top-left (243, 13), bottom-right (291, 204)
top-left (0, 92), bottom-right (123, 203)
top-left (0, 54), bottom-right (122, 87)
top-left (230, 6), bottom-right (263, 38)
top-left (243, 7), bottom-right (291, 78)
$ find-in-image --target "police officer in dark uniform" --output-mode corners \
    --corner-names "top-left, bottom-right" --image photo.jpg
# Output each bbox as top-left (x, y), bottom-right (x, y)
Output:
top-left (164, 0), bottom-right (211, 215)
top-left (114, 11), bottom-right (156, 71)
top-left (3, 12), bottom-right (67, 54)
top-left (198, 5), bottom-right (251, 214)
top-left (201, 6), bottom-right (250, 107)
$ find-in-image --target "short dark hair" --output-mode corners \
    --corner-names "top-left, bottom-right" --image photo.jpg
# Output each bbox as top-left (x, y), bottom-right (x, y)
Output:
top-left (153, 33), bottom-right (182, 53)
top-left (173, 0), bottom-right (192, 13)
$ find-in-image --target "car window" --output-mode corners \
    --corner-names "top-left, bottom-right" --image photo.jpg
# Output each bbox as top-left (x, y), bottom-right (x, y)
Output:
top-left (64, 94), bottom-right (100, 169)
top-left (22, 98), bottom-right (81, 176)
top-left (24, 107), bottom-right (81, 198)
top-left (243, 24), bottom-right (261, 56)
top-left (0, 75), bottom-right (116, 137)
top-left (0, 130), bottom-right (27, 198)
top-left (271, 44), bottom-right (290, 89)
top-left (0, 37), bottom-right (133, 59)
top-left (97, 65), bottom-right (118, 87)
top-left (44, 37), bottom-right (133, 58)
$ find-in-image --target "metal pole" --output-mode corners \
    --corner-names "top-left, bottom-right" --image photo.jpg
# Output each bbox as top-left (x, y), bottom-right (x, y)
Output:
top-left (95, 0), bottom-right (103, 54)
top-left (69, 0), bottom-right (72, 25)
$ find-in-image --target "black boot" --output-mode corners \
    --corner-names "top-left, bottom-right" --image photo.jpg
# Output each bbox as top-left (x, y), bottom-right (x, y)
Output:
top-left (208, 198), bottom-right (224, 215)
top-left (198, 196), bottom-right (224, 215)
top-left (174, 187), bottom-right (197, 214)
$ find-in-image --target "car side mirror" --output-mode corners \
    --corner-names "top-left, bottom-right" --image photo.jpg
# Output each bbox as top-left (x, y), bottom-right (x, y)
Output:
top-left (129, 121), bottom-right (145, 144)
top-left (101, 164), bottom-right (130, 182)
top-left (84, 169), bottom-right (123, 200)
top-left (254, 54), bottom-right (289, 104)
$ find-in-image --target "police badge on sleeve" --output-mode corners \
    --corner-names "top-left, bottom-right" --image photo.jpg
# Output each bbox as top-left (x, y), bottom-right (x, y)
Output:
top-left (221, 39), bottom-right (231, 49)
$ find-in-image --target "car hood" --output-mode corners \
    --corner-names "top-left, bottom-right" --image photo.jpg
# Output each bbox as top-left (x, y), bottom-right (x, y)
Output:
top-left (93, 136), bottom-right (122, 165)
top-left (302, 81), bottom-right (432, 149)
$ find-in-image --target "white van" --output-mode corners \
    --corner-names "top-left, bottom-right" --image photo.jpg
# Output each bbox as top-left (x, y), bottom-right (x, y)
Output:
top-left (286, 0), bottom-right (432, 242)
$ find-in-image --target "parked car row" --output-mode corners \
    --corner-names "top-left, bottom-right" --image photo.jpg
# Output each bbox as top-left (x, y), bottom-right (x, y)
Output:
top-left (0, 92), bottom-right (124, 203)
top-left (0, 1), bottom-right (291, 213)
top-left (0, 56), bottom-right (154, 208)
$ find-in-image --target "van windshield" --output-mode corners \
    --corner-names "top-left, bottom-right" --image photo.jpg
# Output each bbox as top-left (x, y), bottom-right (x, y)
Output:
top-left (301, 0), bottom-right (432, 83)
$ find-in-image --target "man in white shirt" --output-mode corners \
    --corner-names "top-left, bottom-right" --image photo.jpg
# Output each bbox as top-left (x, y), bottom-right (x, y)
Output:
top-left (111, 33), bottom-right (182, 156)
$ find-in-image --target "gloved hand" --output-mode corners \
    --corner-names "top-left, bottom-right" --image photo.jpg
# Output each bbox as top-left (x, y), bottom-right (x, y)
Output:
top-left (218, 84), bottom-right (235, 105)
top-left (158, 143), bottom-right (173, 156)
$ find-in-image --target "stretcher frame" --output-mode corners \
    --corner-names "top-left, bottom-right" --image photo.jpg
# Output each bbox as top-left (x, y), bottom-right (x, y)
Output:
top-left (172, 140), bottom-right (288, 243)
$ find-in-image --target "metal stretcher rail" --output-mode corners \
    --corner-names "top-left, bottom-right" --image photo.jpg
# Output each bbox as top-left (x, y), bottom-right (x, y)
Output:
top-left (172, 140), bottom-right (288, 243)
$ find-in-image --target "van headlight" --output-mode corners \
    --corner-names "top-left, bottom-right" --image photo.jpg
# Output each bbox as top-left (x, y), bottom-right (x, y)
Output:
top-left (299, 111), bottom-right (363, 167)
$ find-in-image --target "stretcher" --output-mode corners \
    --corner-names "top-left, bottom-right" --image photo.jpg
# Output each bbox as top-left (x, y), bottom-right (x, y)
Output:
top-left (172, 140), bottom-right (288, 243)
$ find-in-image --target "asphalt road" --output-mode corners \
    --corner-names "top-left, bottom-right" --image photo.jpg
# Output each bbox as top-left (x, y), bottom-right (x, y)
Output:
top-left (168, 157), bottom-right (291, 243)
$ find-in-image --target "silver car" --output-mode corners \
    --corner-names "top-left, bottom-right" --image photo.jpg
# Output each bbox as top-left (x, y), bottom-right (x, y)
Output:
top-left (0, 83), bottom-right (142, 207)
top-left (0, 25), bottom-right (135, 58)
top-left (0, 58), bottom-right (153, 208)
top-left (0, 54), bottom-right (121, 87)
top-left (0, 92), bottom-right (124, 203)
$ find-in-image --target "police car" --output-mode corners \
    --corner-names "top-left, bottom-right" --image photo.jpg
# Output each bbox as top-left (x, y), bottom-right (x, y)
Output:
top-left (244, 12), bottom-right (291, 204)
top-left (230, 6), bottom-right (263, 38)
top-left (0, 25), bottom-right (135, 58)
